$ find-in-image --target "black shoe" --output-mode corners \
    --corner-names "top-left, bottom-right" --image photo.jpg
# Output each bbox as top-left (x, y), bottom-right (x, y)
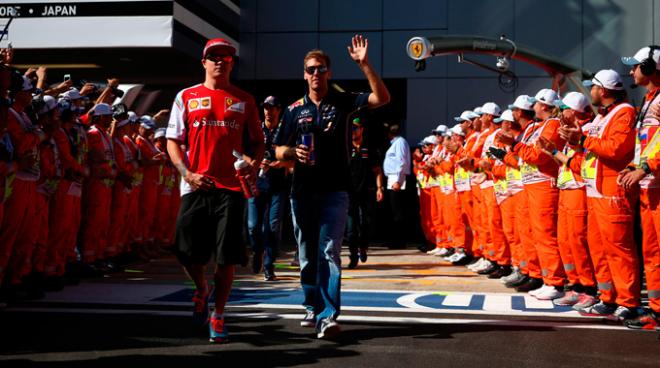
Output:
top-left (348, 254), bottom-right (359, 269)
top-left (487, 265), bottom-right (512, 279)
top-left (264, 269), bottom-right (276, 281)
top-left (359, 248), bottom-right (368, 263)
top-left (515, 277), bottom-right (543, 292)
top-left (43, 276), bottom-right (65, 292)
top-left (78, 263), bottom-right (104, 278)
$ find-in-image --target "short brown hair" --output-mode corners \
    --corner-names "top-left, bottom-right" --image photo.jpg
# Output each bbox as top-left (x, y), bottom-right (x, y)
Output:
top-left (303, 49), bottom-right (331, 69)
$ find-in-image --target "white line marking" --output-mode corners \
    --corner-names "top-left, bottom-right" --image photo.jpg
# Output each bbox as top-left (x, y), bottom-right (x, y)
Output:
top-left (523, 296), bottom-right (556, 309)
top-left (442, 294), bottom-right (472, 307)
top-left (483, 294), bottom-right (511, 312)
top-left (395, 293), bottom-right (435, 310)
top-left (6, 307), bottom-right (633, 332)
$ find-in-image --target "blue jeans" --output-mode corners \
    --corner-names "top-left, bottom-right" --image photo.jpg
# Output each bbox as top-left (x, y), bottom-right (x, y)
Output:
top-left (291, 191), bottom-right (349, 327)
top-left (247, 189), bottom-right (287, 272)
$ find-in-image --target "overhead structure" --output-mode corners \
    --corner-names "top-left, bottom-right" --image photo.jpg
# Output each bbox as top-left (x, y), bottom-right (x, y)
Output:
top-left (406, 35), bottom-right (593, 94)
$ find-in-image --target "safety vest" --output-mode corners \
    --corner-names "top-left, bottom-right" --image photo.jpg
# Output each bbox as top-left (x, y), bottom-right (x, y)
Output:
top-left (519, 119), bottom-right (554, 185)
top-left (634, 92), bottom-right (660, 189)
top-left (479, 129), bottom-right (499, 189)
top-left (9, 108), bottom-right (40, 182)
top-left (415, 167), bottom-right (427, 189)
top-left (37, 137), bottom-right (62, 196)
top-left (124, 136), bottom-right (144, 187)
top-left (581, 103), bottom-right (632, 198)
top-left (505, 165), bottom-right (523, 193)
top-left (557, 143), bottom-right (584, 190)
top-left (89, 125), bottom-right (115, 187)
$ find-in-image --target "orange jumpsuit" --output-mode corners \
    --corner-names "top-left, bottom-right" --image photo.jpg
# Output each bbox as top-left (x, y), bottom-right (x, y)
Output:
top-left (152, 159), bottom-right (175, 246)
top-left (415, 163), bottom-right (435, 245)
top-left (513, 118), bottom-right (566, 286)
top-left (45, 126), bottom-right (86, 277)
top-left (80, 125), bottom-right (116, 263)
top-left (124, 135), bottom-right (143, 247)
top-left (438, 150), bottom-right (469, 251)
top-left (630, 88), bottom-right (660, 312)
top-left (0, 108), bottom-right (41, 284)
top-left (569, 102), bottom-right (640, 308)
top-left (109, 136), bottom-right (138, 256)
top-left (494, 145), bottom-right (523, 268)
top-left (455, 143), bottom-right (477, 255)
top-left (470, 128), bottom-right (493, 256)
top-left (29, 138), bottom-right (60, 276)
top-left (556, 126), bottom-right (595, 289)
top-left (136, 135), bottom-right (161, 245)
top-left (480, 128), bottom-right (510, 265)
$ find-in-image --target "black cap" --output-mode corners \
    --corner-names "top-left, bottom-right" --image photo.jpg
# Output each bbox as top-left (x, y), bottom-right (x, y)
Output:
top-left (261, 95), bottom-right (281, 107)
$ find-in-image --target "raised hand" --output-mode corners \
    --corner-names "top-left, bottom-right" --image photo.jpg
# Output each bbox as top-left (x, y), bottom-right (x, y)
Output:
top-left (347, 34), bottom-right (368, 65)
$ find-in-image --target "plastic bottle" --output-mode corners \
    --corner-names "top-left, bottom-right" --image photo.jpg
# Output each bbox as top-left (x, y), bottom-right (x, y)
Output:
top-left (233, 150), bottom-right (258, 198)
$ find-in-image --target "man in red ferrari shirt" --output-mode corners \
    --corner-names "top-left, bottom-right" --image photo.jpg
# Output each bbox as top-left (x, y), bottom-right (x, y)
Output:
top-left (166, 37), bottom-right (264, 344)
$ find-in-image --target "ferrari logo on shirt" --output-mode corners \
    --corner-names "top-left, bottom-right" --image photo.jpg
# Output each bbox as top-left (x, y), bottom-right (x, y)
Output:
top-left (225, 97), bottom-right (245, 113)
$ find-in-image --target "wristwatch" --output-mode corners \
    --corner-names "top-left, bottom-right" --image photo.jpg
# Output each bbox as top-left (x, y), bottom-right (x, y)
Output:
top-left (640, 162), bottom-right (652, 175)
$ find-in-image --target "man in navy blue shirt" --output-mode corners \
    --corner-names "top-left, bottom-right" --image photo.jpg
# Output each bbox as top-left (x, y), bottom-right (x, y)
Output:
top-left (248, 96), bottom-right (289, 281)
top-left (275, 35), bottom-right (390, 339)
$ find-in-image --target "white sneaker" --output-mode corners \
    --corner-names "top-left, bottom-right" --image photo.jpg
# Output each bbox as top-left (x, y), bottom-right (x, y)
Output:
top-left (534, 285), bottom-right (565, 300)
top-left (468, 258), bottom-right (486, 271)
top-left (449, 252), bottom-right (466, 263)
top-left (427, 248), bottom-right (442, 255)
top-left (528, 284), bottom-right (548, 297)
top-left (500, 268), bottom-right (521, 284)
top-left (434, 248), bottom-right (451, 257)
top-left (475, 260), bottom-right (495, 273)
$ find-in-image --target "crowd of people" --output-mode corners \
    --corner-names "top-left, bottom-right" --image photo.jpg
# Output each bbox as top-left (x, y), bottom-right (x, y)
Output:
top-left (0, 48), bottom-right (181, 303)
top-left (2, 35), bottom-right (659, 344)
top-left (413, 45), bottom-right (660, 332)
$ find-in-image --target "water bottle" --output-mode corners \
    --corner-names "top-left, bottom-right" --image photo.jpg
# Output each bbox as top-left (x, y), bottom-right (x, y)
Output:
top-left (233, 150), bottom-right (258, 198)
top-left (258, 151), bottom-right (272, 178)
top-left (301, 132), bottom-right (315, 166)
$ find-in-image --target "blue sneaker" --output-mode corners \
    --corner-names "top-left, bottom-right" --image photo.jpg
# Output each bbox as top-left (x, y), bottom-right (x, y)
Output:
top-left (192, 285), bottom-right (212, 326)
top-left (209, 313), bottom-right (229, 343)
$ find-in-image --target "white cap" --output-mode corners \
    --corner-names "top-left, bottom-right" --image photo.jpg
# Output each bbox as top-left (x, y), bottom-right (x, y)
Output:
top-left (154, 128), bottom-right (166, 139)
top-left (37, 95), bottom-right (58, 115)
top-left (473, 106), bottom-right (483, 116)
top-left (508, 95), bottom-right (534, 111)
top-left (422, 135), bottom-right (438, 145)
top-left (531, 88), bottom-right (559, 106)
top-left (494, 109), bottom-right (515, 123)
top-left (139, 115), bottom-right (156, 130)
top-left (451, 124), bottom-right (465, 136)
top-left (433, 124), bottom-right (448, 134)
top-left (454, 110), bottom-right (480, 122)
top-left (127, 111), bottom-right (139, 123)
top-left (59, 88), bottom-right (82, 100)
top-left (91, 103), bottom-right (113, 116)
top-left (583, 69), bottom-right (624, 91)
top-left (621, 46), bottom-right (660, 71)
top-left (481, 102), bottom-right (501, 116)
top-left (554, 91), bottom-right (590, 113)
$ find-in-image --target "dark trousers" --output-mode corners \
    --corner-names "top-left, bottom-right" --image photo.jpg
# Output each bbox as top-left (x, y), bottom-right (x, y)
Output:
top-left (387, 189), bottom-right (406, 248)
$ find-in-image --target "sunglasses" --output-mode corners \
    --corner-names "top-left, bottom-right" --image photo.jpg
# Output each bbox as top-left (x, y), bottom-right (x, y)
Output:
top-left (305, 65), bottom-right (328, 75)
top-left (206, 54), bottom-right (233, 63)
